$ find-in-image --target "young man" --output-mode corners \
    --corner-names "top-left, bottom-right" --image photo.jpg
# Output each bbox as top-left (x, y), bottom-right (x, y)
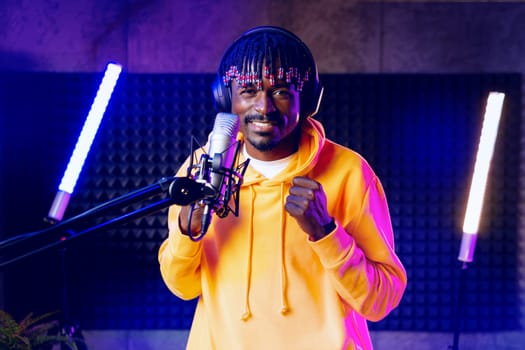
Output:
top-left (159, 26), bottom-right (407, 349)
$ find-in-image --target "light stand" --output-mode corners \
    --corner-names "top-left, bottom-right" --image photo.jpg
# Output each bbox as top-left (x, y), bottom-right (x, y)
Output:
top-left (46, 62), bottom-right (123, 349)
top-left (449, 92), bottom-right (505, 350)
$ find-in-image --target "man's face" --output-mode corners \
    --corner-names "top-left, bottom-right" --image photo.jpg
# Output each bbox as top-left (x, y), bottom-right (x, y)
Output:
top-left (231, 76), bottom-right (301, 161)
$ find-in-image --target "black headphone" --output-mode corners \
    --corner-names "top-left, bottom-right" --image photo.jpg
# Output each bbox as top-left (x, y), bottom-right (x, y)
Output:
top-left (212, 26), bottom-right (323, 118)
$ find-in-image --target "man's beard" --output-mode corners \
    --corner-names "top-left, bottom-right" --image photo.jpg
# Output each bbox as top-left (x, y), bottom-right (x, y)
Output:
top-left (246, 132), bottom-right (278, 152)
top-left (245, 127), bottom-right (301, 153)
top-left (244, 112), bottom-right (282, 151)
top-left (242, 112), bottom-right (301, 152)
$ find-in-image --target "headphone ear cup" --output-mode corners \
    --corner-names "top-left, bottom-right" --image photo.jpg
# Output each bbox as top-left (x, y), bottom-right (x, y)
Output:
top-left (301, 81), bottom-right (323, 118)
top-left (212, 75), bottom-right (231, 112)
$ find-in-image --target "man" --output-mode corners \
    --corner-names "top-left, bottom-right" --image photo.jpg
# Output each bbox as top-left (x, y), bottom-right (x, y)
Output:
top-left (158, 26), bottom-right (407, 350)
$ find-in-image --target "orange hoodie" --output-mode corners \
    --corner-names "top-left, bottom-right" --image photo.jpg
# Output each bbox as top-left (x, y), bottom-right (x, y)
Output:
top-left (158, 118), bottom-right (407, 350)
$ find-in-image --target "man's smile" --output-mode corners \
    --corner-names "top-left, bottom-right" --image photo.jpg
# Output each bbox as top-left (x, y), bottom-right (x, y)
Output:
top-left (248, 119), bottom-right (279, 133)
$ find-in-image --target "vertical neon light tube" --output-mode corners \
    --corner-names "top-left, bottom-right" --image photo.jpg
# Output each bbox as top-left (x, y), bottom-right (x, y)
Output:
top-left (48, 63), bottom-right (122, 222)
top-left (458, 92), bottom-right (505, 263)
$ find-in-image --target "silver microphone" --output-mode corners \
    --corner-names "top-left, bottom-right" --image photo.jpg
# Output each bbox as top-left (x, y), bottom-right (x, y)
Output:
top-left (200, 113), bottom-right (240, 235)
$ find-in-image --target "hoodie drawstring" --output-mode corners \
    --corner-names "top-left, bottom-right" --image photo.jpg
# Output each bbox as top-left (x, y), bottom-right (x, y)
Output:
top-left (279, 183), bottom-right (290, 315)
top-left (240, 183), bottom-right (291, 320)
top-left (241, 185), bottom-right (255, 321)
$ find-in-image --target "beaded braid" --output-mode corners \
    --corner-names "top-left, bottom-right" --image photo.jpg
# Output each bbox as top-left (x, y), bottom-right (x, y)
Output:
top-left (219, 31), bottom-right (314, 93)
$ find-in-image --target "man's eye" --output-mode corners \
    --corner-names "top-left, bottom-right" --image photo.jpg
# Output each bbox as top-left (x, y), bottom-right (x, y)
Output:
top-left (273, 89), bottom-right (292, 98)
top-left (241, 88), bottom-right (257, 95)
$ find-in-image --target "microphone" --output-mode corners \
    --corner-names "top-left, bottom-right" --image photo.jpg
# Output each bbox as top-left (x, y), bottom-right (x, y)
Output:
top-left (199, 113), bottom-right (240, 236)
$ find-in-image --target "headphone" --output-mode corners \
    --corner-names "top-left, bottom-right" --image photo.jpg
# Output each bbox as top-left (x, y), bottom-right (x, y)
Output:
top-left (212, 26), bottom-right (324, 118)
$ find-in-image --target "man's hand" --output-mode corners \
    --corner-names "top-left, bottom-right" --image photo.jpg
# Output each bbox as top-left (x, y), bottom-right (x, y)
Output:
top-left (285, 176), bottom-right (333, 241)
top-left (178, 204), bottom-right (204, 237)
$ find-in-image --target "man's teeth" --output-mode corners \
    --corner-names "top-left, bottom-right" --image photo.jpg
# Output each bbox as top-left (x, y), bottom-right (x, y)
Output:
top-left (253, 121), bottom-right (272, 127)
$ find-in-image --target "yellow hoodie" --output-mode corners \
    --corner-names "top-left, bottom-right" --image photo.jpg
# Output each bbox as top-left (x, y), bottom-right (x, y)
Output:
top-left (158, 118), bottom-right (407, 350)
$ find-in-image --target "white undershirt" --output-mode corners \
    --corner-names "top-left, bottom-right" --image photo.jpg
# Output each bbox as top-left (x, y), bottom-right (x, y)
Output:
top-left (243, 145), bottom-right (294, 179)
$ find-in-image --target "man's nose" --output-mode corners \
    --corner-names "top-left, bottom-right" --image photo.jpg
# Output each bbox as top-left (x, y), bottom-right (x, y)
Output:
top-left (253, 91), bottom-right (276, 114)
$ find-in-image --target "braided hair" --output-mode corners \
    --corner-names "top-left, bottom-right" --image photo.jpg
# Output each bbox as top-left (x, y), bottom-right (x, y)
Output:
top-left (213, 26), bottom-right (322, 118)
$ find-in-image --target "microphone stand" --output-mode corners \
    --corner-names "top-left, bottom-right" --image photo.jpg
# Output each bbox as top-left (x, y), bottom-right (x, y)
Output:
top-left (0, 176), bottom-right (210, 268)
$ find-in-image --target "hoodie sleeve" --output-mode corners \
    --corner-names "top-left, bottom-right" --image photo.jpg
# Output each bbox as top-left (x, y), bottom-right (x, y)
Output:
top-left (158, 151), bottom-right (206, 300)
top-left (309, 173), bottom-right (407, 322)
top-left (158, 204), bottom-right (203, 300)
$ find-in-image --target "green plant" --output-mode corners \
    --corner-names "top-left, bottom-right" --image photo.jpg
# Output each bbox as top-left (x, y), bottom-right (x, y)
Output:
top-left (0, 310), bottom-right (79, 350)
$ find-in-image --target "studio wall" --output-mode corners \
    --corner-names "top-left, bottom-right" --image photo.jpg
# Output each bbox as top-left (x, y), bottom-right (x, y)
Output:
top-left (1, 1), bottom-right (524, 349)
